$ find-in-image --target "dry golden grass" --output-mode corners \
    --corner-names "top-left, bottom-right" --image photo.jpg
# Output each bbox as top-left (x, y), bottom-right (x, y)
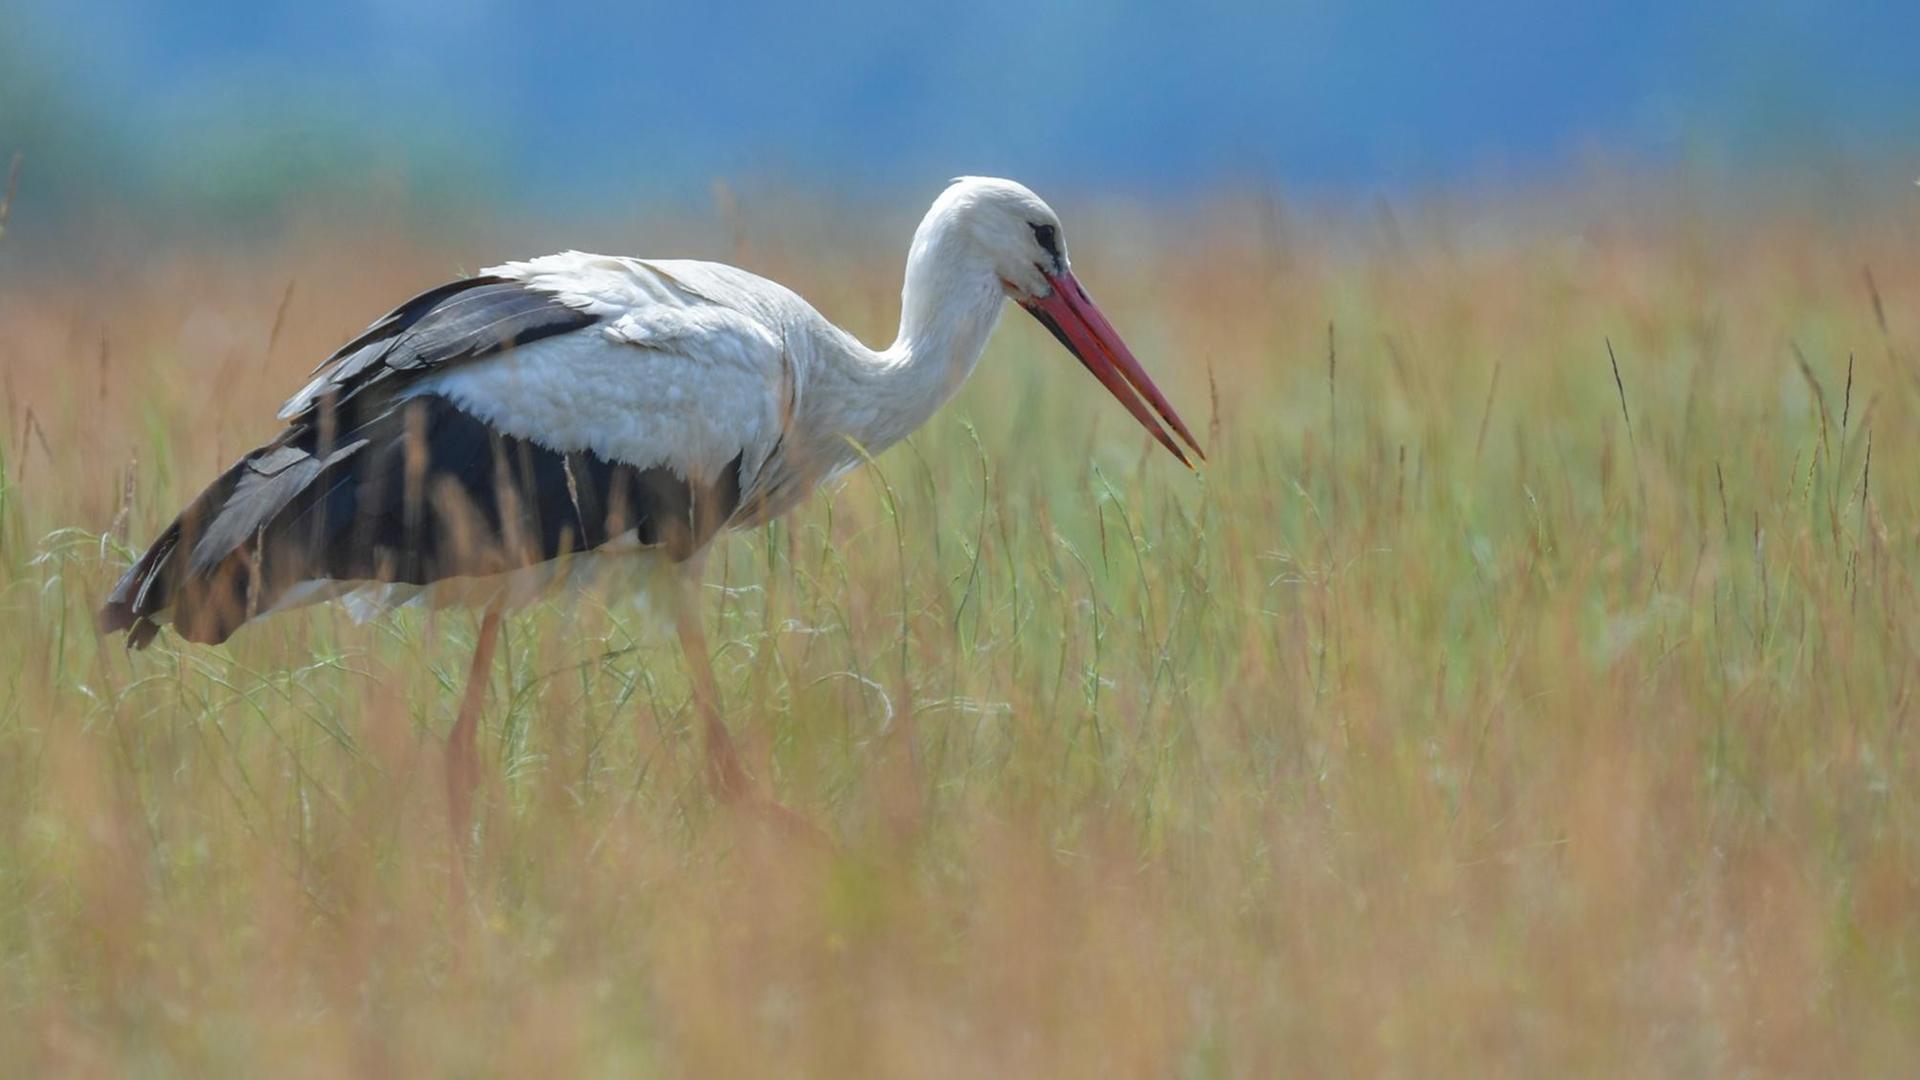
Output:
top-left (1, 188), bottom-right (1917, 1076)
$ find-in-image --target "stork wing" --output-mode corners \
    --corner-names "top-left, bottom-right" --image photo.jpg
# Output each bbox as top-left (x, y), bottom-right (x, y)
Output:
top-left (102, 254), bottom-right (795, 647)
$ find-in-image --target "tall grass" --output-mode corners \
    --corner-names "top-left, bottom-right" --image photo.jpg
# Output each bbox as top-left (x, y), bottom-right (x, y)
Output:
top-left (1, 188), bottom-right (1916, 1075)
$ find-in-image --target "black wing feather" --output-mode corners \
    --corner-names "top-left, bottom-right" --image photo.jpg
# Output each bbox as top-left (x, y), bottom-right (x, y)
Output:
top-left (282, 276), bottom-right (597, 422)
top-left (100, 277), bottom-right (738, 648)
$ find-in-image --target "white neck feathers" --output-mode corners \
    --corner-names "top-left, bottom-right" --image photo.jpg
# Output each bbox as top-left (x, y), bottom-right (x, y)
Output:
top-left (846, 199), bottom-right (1008, 451)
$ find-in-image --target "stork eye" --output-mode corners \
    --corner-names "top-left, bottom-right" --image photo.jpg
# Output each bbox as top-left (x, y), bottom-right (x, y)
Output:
top-left (1030, 223), bottom-right (1059, 260)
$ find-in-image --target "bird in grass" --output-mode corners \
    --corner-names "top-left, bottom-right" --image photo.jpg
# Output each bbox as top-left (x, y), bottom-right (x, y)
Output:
top-left (98, 176), bottom-right (1203, 837)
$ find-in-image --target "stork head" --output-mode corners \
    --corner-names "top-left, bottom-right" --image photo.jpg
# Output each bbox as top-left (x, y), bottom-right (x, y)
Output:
top-left (934, 176), bottom-right (1205, 467)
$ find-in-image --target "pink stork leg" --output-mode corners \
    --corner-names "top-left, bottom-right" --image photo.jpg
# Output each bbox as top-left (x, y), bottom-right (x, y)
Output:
top-left (669, 577), bottom-right (751, 802)
top-left (446, 601), bottom-right (502, 901)
top-left (668, 575), bottom-right (825, 844)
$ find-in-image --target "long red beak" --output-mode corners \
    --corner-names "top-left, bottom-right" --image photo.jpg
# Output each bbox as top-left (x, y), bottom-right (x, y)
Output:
top-left (1021, 270), bottom-right (1204, 467)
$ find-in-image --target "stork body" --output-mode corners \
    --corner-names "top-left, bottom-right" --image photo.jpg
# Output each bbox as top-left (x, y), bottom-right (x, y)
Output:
top-left (99, 177), bottom-right (1200, 836)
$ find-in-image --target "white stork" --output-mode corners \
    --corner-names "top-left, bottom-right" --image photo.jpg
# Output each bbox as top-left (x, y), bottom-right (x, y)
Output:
top-left (98, 176), bottom-right (1203, 832)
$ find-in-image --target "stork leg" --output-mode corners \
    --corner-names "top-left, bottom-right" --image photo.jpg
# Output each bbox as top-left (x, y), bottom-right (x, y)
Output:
top-left (667, 577), bottom-right (828, 846)
top-left (447, 602), bottom-right (503, 892)
top-left (669, 579), bottom-right (750, 802)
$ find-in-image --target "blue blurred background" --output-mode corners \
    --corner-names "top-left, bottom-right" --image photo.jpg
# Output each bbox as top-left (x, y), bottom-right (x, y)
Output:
top-left (3, 0), bottom-right (1916, 220)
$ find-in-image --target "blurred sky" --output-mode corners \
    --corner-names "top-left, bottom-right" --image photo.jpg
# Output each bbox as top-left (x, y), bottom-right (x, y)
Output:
top-left (3, 0), bottom-right (1917, 214)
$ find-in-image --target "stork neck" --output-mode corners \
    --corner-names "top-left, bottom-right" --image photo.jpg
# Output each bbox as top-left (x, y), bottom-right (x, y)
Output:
top-left (862, 218), bottom-right (1006, 448)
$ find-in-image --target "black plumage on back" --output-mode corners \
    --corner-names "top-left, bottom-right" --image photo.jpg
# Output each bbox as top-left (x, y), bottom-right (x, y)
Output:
top-left (279, 275), bottom-right (594, 421)
top-left (99, 277), bottom-right (739, 648)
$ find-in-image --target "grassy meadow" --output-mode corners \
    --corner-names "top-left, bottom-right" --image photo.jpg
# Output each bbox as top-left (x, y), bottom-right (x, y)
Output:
top-left (1, 185), bottom-right (1917, 1075)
